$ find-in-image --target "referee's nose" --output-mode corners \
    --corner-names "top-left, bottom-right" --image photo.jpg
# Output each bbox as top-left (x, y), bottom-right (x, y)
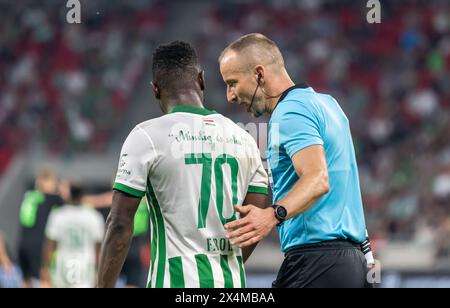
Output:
top-left (227, 88), bottom-right (237, 104)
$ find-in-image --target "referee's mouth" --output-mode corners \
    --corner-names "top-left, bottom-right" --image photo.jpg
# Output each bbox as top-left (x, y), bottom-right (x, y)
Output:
top-left (233, 97), bottom-right (252, 112)
top-left (237, 100), bottom-right (250, 110)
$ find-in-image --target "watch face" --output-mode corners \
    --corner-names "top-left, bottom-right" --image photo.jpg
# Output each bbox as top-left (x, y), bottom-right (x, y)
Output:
top-left (276, 206), bottom-right (287, 219)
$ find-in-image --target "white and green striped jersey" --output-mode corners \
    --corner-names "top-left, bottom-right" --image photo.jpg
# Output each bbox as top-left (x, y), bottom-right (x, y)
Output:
top-left (113, 105), bottom-right (269, 288)
top-left (45, 205), bottom-right (105, 288)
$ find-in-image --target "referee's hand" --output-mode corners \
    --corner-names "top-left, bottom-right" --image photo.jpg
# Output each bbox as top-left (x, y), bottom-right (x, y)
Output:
top-left (224, 205), bottom-right (278, 248)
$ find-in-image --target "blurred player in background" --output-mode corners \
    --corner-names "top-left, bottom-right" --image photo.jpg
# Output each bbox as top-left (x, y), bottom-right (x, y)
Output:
top-left (83, 191), bottom-right (150, 287)
top-left (97, 41), bottom-right (269, 288)
top-left (121, 198), bottom-right (150, 288)
top-left (40, 182), bottom-right (104, 288)
top-left (17, 167), bottom-right (64, 288)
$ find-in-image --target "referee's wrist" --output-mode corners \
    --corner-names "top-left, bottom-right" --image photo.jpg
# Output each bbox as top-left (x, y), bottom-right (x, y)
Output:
top-left (271, 204), bottom-right (288, 226)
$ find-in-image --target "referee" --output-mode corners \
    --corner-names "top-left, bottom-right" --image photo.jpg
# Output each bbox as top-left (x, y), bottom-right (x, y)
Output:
top-left (220, 33), bottom-right (371, 288)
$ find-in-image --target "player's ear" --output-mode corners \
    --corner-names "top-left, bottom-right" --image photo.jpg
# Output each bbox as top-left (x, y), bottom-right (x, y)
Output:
top-left (198, 71), bottom-right (205, 91)
top-left (151, 81), bottom-right (161, 99)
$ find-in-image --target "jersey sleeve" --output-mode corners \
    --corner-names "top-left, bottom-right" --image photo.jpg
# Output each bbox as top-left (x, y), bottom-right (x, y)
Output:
top-left (113, 125), bottom-right (157, 198)
top-left (247, 136), bottom-right (269, 195)
top-left (92, 211), bottom-right (105, 242)
top-left (275, 100), bottom-right (324, 158)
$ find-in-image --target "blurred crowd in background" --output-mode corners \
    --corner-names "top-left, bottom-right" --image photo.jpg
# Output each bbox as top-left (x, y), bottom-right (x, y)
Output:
top-left (0, 0), bottom-right (167, 168)
top-left (1, 0), bottom-right (450, 286)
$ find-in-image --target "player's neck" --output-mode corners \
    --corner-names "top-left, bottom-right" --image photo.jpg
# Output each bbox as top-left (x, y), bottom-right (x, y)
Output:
top-left (163, 91), bottom-right (205, 114)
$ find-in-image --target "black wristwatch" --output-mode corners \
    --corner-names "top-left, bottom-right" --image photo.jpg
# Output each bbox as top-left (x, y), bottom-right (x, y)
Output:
top-left (271, 204), bottom-right (287, 226)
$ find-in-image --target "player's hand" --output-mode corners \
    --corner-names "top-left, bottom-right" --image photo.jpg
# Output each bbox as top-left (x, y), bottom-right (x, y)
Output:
top-left (224, 205), bottom-right (278, 248)
top-left (40, 280), bottom-right (52, 288)
top-left (40, 268), bottom-right (52, 288)
top-left (0, 258), bottom-right (13, 273)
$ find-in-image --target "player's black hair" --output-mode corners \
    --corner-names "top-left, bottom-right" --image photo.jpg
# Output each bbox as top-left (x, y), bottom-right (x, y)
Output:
top-left (152, 41), bottom-right (201, 92)
top-left (70, 182), bottom-right (83, 204)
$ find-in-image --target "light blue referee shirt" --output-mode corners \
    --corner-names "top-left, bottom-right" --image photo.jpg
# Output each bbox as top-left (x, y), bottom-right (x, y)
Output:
top-left (267, 84), bottom-right (367, 253)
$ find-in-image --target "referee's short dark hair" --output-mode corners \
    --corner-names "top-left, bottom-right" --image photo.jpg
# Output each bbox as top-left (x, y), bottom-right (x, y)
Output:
top-left (219, 33), bottom-right (285, 70)
top-left (152, 41), bottom-right (201, 91)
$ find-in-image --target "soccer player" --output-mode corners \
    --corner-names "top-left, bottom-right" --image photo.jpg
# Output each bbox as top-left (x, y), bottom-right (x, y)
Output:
top-left (17, 167), bottom-right (64, 288)
top-left (41, 182), bottom-right (105, 288)
top-left (97, 41), bottom-right (269, 288)
top-left (219, 33), bottom-right (371, 287)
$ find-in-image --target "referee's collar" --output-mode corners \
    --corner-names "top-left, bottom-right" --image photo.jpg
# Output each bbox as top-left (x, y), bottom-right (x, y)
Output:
top-left (277, 82), bottom-right (309, 104)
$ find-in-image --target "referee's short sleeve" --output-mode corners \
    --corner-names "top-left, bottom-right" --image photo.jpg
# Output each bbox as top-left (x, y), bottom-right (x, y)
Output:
top-left (275, 100), bottom-right (323, 158)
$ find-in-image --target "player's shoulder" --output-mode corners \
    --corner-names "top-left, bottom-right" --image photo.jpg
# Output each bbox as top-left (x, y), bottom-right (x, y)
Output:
top-left (131, 112), bottom-right (197, 133)
top-left (123, 116), bottom-right (169, 143)
top-left (217, 113), bottom-right (259, 149)
top-left (214, 113), bottom-right (249, 134)
top-left (132, 116), bottom-right (168, 132)
top-left (44, 193), bottom-right (64, 204)
top-left (21, 189), bottom-right (41, 202)
top-left (80, 205), bottom-right (104, 218)
top-left (132, 110), bottom-right (240, 130)
top-left (48, 204), bottom-right (66, 218)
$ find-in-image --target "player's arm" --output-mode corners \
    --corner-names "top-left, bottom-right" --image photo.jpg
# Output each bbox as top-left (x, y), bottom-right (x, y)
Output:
top-left (82, 191), bottom-right (113, 209)
top-left (95, 243), bottom-right (102, 269)
top-left (96, 190), bottom-right (140, 288)
top-left (40, 238), bottom-right (57, 288)
top-left (226, 145), bottom-right (329, 247)
top-left (93, 210), bottom-right (106, 271)
top-left (0, 234), bottom-right (12, 271)
top-left (240, 192), bottom-right (269, 263)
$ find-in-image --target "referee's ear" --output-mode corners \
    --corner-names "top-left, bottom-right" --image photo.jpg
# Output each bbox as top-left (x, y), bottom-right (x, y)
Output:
top-left (151, 81), bottom-right (161, 100)
top-left (254, 65), bottom-right (265, 84)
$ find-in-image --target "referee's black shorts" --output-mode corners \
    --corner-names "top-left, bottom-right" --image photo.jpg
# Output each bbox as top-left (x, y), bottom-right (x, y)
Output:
top-left (272, 240), bottom-right (370, 288)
